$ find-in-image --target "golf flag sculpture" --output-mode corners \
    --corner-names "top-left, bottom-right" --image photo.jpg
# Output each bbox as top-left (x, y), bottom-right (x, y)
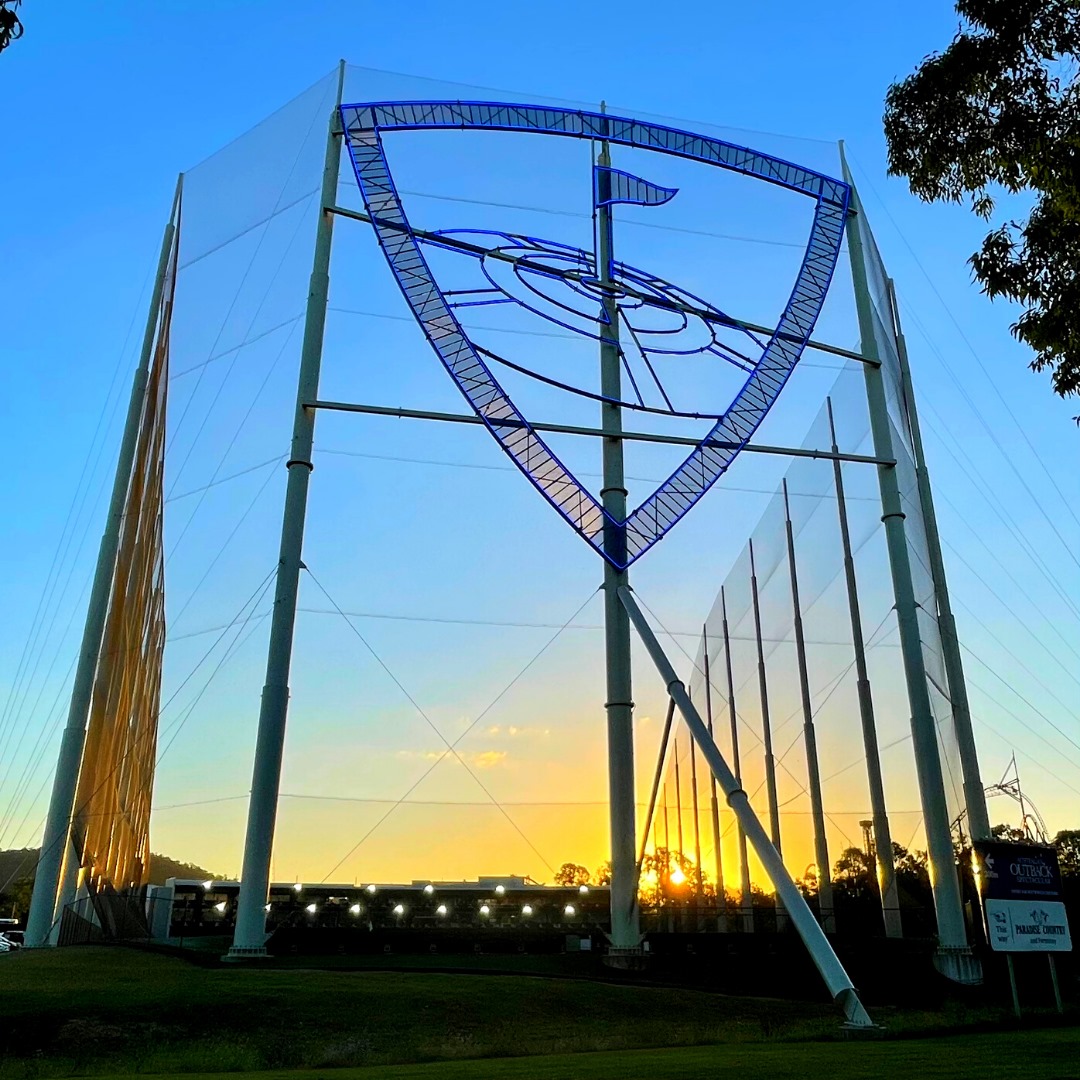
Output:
top-left (338, 101), bottom-right (849, 566)
top-left (246, 96), bottom-right (869, 1025)
top-left (26, 69), bottom-right (879, 1026)
top-left (22, 54), bottom-right (999, 1027)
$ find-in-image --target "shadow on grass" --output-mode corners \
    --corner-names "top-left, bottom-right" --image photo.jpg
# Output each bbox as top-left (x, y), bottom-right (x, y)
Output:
top-left (0, 945), bottom-right (1071, 1078)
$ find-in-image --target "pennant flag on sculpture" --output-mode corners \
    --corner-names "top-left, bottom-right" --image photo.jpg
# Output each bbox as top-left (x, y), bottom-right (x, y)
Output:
top-left (593, 165), bottom-right (678, 208)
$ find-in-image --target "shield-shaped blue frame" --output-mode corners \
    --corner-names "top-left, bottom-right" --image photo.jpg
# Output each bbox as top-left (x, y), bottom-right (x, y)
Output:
top-left (340, 101), bottom-right (850, 569)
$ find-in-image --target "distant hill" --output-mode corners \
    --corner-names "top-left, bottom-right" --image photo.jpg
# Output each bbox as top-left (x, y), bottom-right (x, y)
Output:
top-left (146, 853), bottom-right (222, 884)
top-left (0, 848), bottom-right (38, 891)
top-left (0, 848), bottom-right (220, 891)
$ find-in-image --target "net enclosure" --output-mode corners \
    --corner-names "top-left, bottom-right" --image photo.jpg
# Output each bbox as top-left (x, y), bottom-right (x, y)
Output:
top-left (12, 67), bottom-right (989, 973)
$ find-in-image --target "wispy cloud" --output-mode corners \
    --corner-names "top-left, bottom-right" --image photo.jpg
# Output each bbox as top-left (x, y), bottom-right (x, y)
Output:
top-left (396, 748), bottom-right (509, 769)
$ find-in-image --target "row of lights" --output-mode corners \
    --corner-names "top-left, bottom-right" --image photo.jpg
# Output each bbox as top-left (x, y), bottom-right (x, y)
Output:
top-left (211, 901), bottom-right (579, 917)
top-left (327, 901), bottom-right (578, 917)
top-left (204, 881), bottom-right (591, 897)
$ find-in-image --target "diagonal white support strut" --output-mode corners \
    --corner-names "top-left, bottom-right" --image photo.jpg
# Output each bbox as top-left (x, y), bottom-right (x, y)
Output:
top-left (617, 585), bottom-right (875, 1028)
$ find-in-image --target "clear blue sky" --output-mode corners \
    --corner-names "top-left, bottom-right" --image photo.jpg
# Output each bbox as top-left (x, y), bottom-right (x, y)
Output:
top-left (0, 1), bottom-right (1077, 882)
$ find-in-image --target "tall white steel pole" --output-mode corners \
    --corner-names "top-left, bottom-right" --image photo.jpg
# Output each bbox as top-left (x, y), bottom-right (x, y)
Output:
top-left (229, 64), bottom-right (346, 957)
top-left (674, 738), bottom-right (684, 857)
top-left (25, 176), bottom-right (183, 949)
top-left (749, 541), bottom-right (781, 853)
top-left (702, 638), bottom-right (727, 929)
top-left (827, 398), bottom-right (902, 938)
top-left (595, 112), bottom-right (640, 954)
top-left (782, 479), bottom-right (834, 932)
top-left (721, 587), bottom-right (754, 932)
top-left (886, 279), bottom-right (990, 843)
top-left (749, 539), bottom-right (785, 928)
top-left (839, 145), bottom-right (977, 982)
top-left (689, 739), bottom-right (704, 926)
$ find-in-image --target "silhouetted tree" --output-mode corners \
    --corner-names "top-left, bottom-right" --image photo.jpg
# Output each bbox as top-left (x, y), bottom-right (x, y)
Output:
top-left (0, 1), bottom-right (22, 53)
top-left (885, 0), bottom-right (1080, 407)
top-left (0, 877), bottom-right (32, 920)
top-left (1053, 829), bottom-right (1080, 877)
top-left (797, 864), bottom-right (819, 900)
top-left (553, 862), bottom-right (591, 887)
top-left (832, 846), bottom-right (876, 902)
top-left (992, 823), bottom-right (1029, 843)
top-left (638, 847), bottom-right (702, 905)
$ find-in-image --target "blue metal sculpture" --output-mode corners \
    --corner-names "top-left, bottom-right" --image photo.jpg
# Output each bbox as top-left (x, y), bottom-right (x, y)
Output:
top-left (340, 101), bottom-right (850, 568)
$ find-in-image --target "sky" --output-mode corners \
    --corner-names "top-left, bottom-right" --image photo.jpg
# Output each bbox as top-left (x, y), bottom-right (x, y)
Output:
top-left (0, 1), bottom-right (1077, 892)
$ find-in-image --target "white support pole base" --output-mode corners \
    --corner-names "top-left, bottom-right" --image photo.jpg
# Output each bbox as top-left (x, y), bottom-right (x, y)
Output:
top-left (933, 946), bottom-right (982, 986)
top-left (603, 945), bottom-right (649, 971)
top-left (223, 946), bottom-right (270, 961)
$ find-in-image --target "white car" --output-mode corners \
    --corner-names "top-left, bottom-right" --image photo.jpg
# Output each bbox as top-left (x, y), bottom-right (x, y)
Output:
top-left (0, 931), bottom-right (24, 952)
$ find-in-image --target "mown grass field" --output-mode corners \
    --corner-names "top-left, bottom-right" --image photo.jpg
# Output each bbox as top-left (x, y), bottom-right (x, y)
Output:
top-left (0, 946), bottom-right (1075, 1079)
top-left (92, 1030), bottom-right (1080, 1080)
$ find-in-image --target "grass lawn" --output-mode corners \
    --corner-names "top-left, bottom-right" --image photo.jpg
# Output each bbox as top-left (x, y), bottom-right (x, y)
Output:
top-left (91, 1029), bottom-right (1080, 1080)
top-left (0, 946), bottom-right (1074, 1079)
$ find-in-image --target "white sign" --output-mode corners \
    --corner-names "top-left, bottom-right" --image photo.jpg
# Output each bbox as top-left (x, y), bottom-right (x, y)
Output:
top-left (984, 899), bottom-right (1072, 953)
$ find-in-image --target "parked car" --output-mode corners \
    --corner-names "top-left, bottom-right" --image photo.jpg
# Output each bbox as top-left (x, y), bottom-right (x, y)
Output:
top-left (0, 930), bottom-right (24, 952)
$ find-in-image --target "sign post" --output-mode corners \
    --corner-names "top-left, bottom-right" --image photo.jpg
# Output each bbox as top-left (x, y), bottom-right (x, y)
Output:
top-left (973, 841), bottom-right (1071, 1016)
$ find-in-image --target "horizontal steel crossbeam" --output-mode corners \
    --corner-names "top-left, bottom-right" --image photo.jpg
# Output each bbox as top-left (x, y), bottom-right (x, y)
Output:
top-left (326, 204), bottom-right (876, 368)
top-left (306, 399), bottom-right (894, 466)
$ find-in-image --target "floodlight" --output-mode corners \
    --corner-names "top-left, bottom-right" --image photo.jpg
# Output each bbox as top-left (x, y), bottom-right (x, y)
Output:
top-left (522, 905), bottom-right (533, 916)
top-left (436, 904), bottom-right (448, 916)
top-left (423, 884), bottom-right (434, 895)
top-left (564, 904), bottom-right (576, 916)
top-left (479, 905), bottom-right (490, 916)
top-left (349, 904), bottom-right (361, 915)
top-left (495, 885), bottom-right (505, 895)
top-left (202, 880), bottom-right (213, 890)
top-left (579, 885), bottom-right (589, 894)
top-left (292, 882), bottom-right (303, 893)
top-left (366, 884), bottom-right (377, 894)
top-left (305, 903), bottom-right (316, 914)
top-left (214, 901), bottom-right (227, 913)
top-left (393, 904), bottom-right (405, 916)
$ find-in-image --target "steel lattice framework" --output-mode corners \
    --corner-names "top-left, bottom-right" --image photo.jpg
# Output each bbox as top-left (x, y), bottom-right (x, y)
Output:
top-left (340, 101), bottom-right (850, 568)
top-left (71, 233), bottom-right (173, 899)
